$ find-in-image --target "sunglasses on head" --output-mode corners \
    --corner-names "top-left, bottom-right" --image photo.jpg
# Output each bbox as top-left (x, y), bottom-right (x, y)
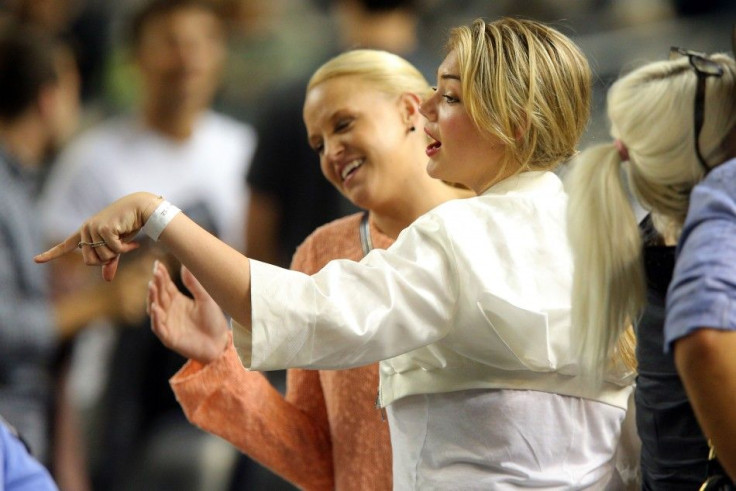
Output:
top-left (669, 46), bottom-right (724, 174)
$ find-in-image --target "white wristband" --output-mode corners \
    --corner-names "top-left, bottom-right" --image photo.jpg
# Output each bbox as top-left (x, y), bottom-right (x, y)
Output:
top-left (142, 200), bottom-right (181, 241)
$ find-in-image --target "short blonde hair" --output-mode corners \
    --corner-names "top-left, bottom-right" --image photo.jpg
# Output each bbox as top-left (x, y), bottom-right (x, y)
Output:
top-left (307, 49), bottom-right (431, 99)
top-left (567, 53), bottom-right (736, 378)
top-left (447, 18), bottom-right (591, 174)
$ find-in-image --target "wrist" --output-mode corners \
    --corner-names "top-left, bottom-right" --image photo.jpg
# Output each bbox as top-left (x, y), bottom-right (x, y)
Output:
top-left (217, 329), bottom-right (231, 355)
top-left (140, 193), bottom-right (164, 224)
top-left (202, 330), bottom-right (231, 364)
top-left (141, 197), bottom-right (181, 241)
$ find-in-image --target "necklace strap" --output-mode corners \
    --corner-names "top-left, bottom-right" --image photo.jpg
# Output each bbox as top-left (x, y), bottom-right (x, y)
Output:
top-left (359, 211), bottom-right (373, 257)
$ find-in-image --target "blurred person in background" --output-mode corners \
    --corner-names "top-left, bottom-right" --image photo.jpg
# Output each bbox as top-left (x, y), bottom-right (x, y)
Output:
top-left (0, 21), bottom-right (146, 491)
top-left (214, 0), bottom-right (332, 123)
top-left (244, 0), bottom-right (439, 269)
top-left (4, 0), bottom-right (114, 112)
top-left (329, 0), bottom-right (436, 76)
top-left (38, 0), bottom-right (260, 489)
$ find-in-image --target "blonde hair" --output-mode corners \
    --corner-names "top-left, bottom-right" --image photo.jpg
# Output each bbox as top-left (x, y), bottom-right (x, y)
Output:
top-left (568, 53), bottom-right (736, 378)
top-left (446, 18), bottom-right (592, 176)
top-left (307, 48), bottom-right (431, 99)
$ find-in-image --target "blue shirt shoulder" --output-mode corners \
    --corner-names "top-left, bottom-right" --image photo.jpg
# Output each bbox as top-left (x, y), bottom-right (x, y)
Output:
top-left (0, 419), bottom-right (57, 491)
top-left (665, 158), bottom-right (736, 350)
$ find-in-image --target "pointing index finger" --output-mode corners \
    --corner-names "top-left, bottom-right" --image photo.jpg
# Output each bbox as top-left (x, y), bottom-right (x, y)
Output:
top-left (33, 232), bottom-right (81, 263)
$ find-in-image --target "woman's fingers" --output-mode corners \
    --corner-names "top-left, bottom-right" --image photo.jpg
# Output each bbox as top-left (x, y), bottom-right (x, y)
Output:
top-left (152, 262), bottom-right (177, 308)
top-left (101, 257), bottom-right (120, 282)
top-left (149, 279), bottom-right (172, 343)
top-left (180, 265), bottom-right (208, 301)
top-left (148, 278), bottom-right (170, 332)
top-left (86, 223), bottom-right (117, 263)
top-left (78, 227), bottom-right (100, 265)
top-left (149, 302), bottom-right (169, 343)
top-left (33, 232), bottom-right (81, 263)
top-left (150, 268), bottom-right (168, 309)
top-left (151, 261), bottom-right (184, 315)
top-left (146, 279), bottom-right (155, 316)
top-left (96, 223), bottom-right (141, 257)
top-left (35, 226), bottom-right (141, 285)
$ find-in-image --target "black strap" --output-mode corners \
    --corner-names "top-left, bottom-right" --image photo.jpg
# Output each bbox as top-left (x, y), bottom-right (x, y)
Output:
top-left (359, 211), bottom-right (373, 257)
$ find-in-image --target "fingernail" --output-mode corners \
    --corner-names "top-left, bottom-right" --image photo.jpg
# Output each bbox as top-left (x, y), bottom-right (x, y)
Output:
top-left (152, 259), bottom-right (159, 273)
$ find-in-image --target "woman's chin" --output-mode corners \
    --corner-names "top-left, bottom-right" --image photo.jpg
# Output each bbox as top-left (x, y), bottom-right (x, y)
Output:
top-left (342, 188), bottom-right (372, 210)
top-left (426, 160), bottom-right (447, 182)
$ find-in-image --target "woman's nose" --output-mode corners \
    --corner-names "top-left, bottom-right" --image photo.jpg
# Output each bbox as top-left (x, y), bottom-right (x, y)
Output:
top-left (419, 92), bottom-right (436, 121)
top-left (323, 137), bottom-right (343, 163)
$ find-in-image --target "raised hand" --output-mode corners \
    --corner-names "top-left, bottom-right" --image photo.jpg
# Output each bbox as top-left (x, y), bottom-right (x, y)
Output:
top-left (148, 261), bottom-right (230, 364)
top-left (34, 192), bottom-right (163, 281)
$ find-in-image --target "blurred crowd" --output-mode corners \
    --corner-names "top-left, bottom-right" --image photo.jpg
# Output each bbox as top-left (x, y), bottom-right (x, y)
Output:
top-left (0, 0), bottom-right (733, 490)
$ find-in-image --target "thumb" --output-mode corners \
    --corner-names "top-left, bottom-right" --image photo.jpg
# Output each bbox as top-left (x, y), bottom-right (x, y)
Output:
top-left (102, 256), bottom-right (120, 282)
top-left (180, 265), bottom-right (209, 301)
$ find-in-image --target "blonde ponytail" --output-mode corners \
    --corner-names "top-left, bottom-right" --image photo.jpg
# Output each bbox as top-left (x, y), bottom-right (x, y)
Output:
top-left (566, 53), bottom-right (736, 381)
top-left (567, 143), bottom-right (645, 379)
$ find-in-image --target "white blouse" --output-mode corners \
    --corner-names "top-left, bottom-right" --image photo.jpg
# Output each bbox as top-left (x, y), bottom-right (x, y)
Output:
top-left (235, 171), bottom-right (632, 488)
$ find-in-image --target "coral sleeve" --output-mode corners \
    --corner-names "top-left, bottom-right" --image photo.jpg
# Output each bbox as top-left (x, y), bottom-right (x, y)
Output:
top-left (171, 334), bottom-right (335, 490)
top-left (170, 230), bottom-right (340, 490)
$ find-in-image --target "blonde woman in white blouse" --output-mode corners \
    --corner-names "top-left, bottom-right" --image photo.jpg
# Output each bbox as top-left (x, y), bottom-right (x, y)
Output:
top-left (36, 18), bottom-right (633, 489)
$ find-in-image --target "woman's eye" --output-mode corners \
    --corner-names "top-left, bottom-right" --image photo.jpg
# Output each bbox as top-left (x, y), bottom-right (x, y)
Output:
top-left (335, 119), bottom-right (352, 132)
top-left (313, 143), bottom-right (324, 154)
top-left (442, 94), bottom-right (459, 104)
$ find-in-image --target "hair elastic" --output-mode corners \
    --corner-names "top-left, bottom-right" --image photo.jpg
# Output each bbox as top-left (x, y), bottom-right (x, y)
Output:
top-left (614, 139), bottom-right (630, 162)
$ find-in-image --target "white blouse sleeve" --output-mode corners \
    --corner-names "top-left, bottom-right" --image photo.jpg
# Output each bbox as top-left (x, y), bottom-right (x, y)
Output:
top-left (236, 213), bottom-right (459, 371)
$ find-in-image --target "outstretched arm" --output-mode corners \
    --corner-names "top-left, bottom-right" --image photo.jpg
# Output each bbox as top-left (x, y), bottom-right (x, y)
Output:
top-left (36, 191), bottom-right (460, 371)
top-left (35, 192), bottom-right (255, 329)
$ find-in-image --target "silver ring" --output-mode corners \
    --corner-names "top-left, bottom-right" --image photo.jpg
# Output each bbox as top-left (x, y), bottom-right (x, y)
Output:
top-left (77, 240), bottom-right (107, 249)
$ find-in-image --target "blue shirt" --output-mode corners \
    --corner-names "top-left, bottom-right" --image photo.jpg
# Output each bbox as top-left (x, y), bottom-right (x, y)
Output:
top-left (0, 417), bottom-right (57, 490)
top-left (665, 158), bottom-right (736, 350)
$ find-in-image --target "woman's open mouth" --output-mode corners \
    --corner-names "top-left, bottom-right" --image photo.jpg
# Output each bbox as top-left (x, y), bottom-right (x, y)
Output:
top-left (341, 158), bottom-right (364, 182)
top-left (426, 140), bottom-right (442, 157)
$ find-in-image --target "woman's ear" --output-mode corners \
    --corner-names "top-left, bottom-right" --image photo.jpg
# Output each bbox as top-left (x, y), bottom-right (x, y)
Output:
top-left (398, 92), bottom-right (422, 130)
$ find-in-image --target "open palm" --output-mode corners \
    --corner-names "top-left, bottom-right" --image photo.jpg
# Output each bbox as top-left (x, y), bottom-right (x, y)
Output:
top-left (149, 261), bottom-right (230, 364)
